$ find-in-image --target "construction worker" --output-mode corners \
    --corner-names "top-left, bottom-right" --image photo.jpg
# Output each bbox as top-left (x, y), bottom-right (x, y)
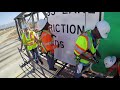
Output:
top-left (74, 20), bottom-right (111, 78)
top-left (20, 25), bottom-right (43, 65)
top-left (37, 19), bottom-right (58, 71)
top-left (104, 56), bottom-right (120, 78)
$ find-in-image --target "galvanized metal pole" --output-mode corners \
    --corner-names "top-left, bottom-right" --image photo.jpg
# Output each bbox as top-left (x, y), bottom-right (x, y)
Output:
top-left (15, 19), bottom-right (21, 41)
top-left (37, 12), bottom-right (39, 21)
top-left (31, 13), bottom-right (35, 29)
top-left (99, 12), bottom-right (102, 21)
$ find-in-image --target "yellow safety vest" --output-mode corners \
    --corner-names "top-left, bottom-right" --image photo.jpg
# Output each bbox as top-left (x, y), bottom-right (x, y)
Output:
top-left (22, 30), bottom-right (38, 51)
top-left (74, 30), bottom-right (98, 64)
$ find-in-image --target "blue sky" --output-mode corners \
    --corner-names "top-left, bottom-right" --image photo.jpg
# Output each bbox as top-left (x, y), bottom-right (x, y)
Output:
top-left (0, 12), bottom-right (45, 26)
top-left (0, 12), bottom-right (21, 25)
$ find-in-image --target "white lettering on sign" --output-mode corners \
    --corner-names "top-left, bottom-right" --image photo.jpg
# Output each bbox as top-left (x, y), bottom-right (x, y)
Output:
top-left (46, 12), bottom-right (104, 65)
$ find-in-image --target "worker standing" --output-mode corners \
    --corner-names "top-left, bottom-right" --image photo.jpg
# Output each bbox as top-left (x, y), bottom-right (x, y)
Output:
top-left (74, 20), bottom-right (111, 78)
top-left (37, 19), bottom-right (58, 71)
top-left (20, 25), bottom-right (43, 65)
top-left (104, 56), bottom-right (120, 78)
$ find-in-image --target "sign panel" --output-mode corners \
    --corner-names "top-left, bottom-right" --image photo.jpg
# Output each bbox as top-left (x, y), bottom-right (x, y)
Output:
top-left (47, 12), bottom-right (104, 65)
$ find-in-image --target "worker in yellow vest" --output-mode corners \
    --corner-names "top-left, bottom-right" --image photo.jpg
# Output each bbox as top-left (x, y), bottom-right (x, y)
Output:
top-left (20, 26), bottom-right (43, 65)
top-left (74, 20), bottom-right (111, 78)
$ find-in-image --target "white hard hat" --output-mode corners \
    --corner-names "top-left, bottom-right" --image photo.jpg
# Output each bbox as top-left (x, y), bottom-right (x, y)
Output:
top-left (96, 20), bottom-right (110, 38)
top-left (77, 63), bottom-right (83, 74)
top-left (37, 19), bottom-right (47, 31)
top-left (104, 56), bottom-right (116, 68)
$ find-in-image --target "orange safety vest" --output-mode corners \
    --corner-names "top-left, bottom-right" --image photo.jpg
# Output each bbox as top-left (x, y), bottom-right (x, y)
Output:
top-left (40, 30), bottom-right (57, 54)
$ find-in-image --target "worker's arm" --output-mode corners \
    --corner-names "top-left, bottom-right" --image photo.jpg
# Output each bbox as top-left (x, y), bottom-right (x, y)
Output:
top-left (79, 54), bottom-right (96, 64)
top-left (75, 36), bottom-right (96, 64)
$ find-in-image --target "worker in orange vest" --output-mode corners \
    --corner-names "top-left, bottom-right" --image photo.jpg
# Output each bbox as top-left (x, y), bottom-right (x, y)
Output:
top-left (37, 19), bottom-right (58, 71)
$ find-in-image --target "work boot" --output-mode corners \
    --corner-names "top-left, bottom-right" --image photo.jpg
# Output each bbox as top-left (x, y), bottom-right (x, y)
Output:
top-left (49, 68), bottom-right (57, 71)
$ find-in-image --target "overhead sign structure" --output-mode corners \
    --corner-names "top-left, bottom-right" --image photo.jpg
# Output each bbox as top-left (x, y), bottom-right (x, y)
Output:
top-left (46, 12), bottom-right (104, 65)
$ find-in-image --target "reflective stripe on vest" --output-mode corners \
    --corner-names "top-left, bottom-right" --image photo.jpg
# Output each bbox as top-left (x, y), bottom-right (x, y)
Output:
top-left (80, 59), bottom-right (89, 64)
top-left (74, 49), bottom-right (81, 56)
top-left (74, 33), bottom-right (91, 57)
top-left (74, 31), bottom-right (97, 64)
top-left (43, 41), bottom-right (54, 46)
top-left (82, 32), bottom-right (91, 50)
top-left (41, 42), bottom-right (47, 53)
top-left (74, 44), bottom-right (86, 55)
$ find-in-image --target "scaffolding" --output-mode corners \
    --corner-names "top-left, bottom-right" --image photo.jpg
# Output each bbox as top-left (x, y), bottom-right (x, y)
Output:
top-left (14, 12), bottom-right (76, 78)
top-left (14, 12), bottom-right (104, 78)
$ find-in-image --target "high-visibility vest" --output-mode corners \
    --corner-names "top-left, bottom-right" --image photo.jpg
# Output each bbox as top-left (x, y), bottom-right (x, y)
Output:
top-left (22, 30), bottom-right (38, 51)
top-left (40, 30), bottom-right (57, 54)
top-left (74, 30), bottom-right (99, 64)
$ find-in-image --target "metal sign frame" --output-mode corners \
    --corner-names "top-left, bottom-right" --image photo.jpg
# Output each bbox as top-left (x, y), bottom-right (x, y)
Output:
top-left (14, 12), bottom-right (104, 78)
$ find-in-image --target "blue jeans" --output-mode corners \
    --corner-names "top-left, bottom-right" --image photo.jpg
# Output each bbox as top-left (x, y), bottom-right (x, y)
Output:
top-left (46, 53), bottom-right (55, 69)
top-left (74, 63), bottom-right (89, 78)
top-left (30, 47), bottom-right (41, 61)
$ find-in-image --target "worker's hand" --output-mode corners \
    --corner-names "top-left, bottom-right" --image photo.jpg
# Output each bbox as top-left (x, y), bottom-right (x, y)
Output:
top-left (89, 59), bottom-right (96, 64)
top-left (53, 45), bottom-right (59, 49)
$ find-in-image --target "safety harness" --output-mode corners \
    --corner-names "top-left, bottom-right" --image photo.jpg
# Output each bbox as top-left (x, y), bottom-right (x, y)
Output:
top-left (39, 30), bottom-right (54, 58)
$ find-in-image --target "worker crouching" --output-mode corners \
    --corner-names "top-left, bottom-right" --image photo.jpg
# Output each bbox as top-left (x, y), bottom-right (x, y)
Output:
top-left (37, 19), bottom-right (58, 71)
top-left (74, 20), bottom-right (111, 78)
top-left (104, 56), bottom-right (120, 78)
